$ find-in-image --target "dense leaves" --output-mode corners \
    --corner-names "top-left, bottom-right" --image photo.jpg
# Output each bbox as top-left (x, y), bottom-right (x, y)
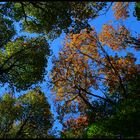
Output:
top-left (86, 97), bottom-right (140, 138)
top-left (0, 37), bottom-right (50, 91)
top-left (0, 2), bottom-right (107, 40)
top-left (134, 2), bottom-right (140, 20)
top-left (0, 88), bottom-right (53, 138)
top-left (0, 1), bottom-right (140, 139)
top-left (50, 3), bottom-right (140, 137)
top-left (61, 116), bottom-right (88, 138)
top-left (0, 15), bottom-right (15, 48)
top-left (51, 26), bottom-right (140, 110)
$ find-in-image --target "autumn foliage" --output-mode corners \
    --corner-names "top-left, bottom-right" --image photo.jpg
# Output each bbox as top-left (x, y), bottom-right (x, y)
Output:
top-left (51, 24), bottom-right (140, 113)
top-left (99, 25), bottom-right (130, 50)
top-left (112, 2), bottom-right (130, 20)
top-left (0, 1), bottom-right (140, 139)
top-left (61, 116), bottom-right (88, 138)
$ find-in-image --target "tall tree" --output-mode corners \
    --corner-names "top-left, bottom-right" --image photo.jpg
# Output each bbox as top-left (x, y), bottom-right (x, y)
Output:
top-left (0, 37), bottom-right (50, 91)
top-left (51, 25), bottom-right (140, 114)
top-left (0, 88), bottom-right (53, 138)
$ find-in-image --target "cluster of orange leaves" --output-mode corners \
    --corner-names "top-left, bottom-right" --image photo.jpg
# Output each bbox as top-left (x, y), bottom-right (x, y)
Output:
top-left (102, 53), bottom-right (139, 93)
top-left (62, 115), bottom-right (88, 132)
top-left (99, 24), bottom-right (130, 50)
top-left (112, 2), bottom-right (130, 20)
top-left (51, 28), bottom-right (100, 102)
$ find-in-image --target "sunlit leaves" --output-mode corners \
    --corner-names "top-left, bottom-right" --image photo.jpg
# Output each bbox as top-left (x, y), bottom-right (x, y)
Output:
top-left (99, 24), bottom-right (130, 50)
top-left (102, 53), bottom-right (139, 94)
top-left (87, 123), bottom-right (114, 138)
top-left (61, 116), bottom-right (88, 138)
top-left (112, 2), bottom-right (130, 20)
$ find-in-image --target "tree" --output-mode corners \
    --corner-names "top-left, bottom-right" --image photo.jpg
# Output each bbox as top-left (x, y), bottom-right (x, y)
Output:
top-left (0, 2), bottom-right (112, 91)
top-left (51, 25), bottom-right (140, 115)
top-left (83, 71), bottom-right (140, 138)
top-left (0, 36), bottom-right (50, 91)
top-left (99, 24), bottom-right (140, 49)
top-left (0, 15), bottom-right (16, 48)
top-left (134, 2), bottom-right (140, 21)
top-left (0, 88), bottom-right (53, 138)
top-left (0, 1), bottom-right (139, 138)
top-left (61, 73), bottom-right (140, 138)
top-left (0, 93), bottom-right (21, 138)
top-left (0, 2), bottom-right (108, 40)
top-left (86, 95), bottom-right (140, 138)
top-left (15, 87), bottom-right (53, 138)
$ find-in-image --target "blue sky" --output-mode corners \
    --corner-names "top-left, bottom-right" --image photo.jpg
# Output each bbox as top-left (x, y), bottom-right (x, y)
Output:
top-left (0, 2), bottom-right (140, 137)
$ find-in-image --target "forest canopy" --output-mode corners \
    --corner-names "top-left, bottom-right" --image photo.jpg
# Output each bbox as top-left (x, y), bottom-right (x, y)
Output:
top-left (0, 2), bottom-right (140, 138)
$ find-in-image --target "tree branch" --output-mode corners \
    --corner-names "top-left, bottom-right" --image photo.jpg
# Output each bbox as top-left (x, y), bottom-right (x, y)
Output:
top-left (92, 35), bottom-right (127, 98)
top-left (65, 95), bottom-right (79, 103)
top-left (75, 85), bottom-right (115, 105)
top-left (78, 90), bottom-right (95, 112)
top-left (20, 2), bottom-right (29, 25)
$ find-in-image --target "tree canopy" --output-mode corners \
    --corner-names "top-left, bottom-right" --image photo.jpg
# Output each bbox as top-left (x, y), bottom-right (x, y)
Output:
top-left (0, 1), bottom-right (140, 139)
top-left (0, 37), bottom-right (50, 91)
top-left (0, 2), bottom-right (107, 39)
top-left (0, 88), bottom-right (53, 138)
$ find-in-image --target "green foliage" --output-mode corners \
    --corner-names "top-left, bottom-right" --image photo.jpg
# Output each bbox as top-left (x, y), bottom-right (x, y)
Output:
top-left (0, 93), bottom-right (22, 138)
top-left (0, 88), bottom-right (53, 138)
top-left (86, 74), bottom-right (140, 138)
top-left (16, 88), bottom-right (53, 138)
top-left (85, 98), bottom-right (140, 138)
top-left (0, 37), bottom-right (50, 91)
top-left (0, 15), bottom-right (16, 48)
top-left (134, 2), bottom-right (140, 20)
top-left (87, 123), bottom-right (114, 138)
top-left (104, 99), bottom-right (140, 138)
top-left (0, 2), bottom-right (107, 40)
top-left (0, 2), bottom-right (140, 139)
